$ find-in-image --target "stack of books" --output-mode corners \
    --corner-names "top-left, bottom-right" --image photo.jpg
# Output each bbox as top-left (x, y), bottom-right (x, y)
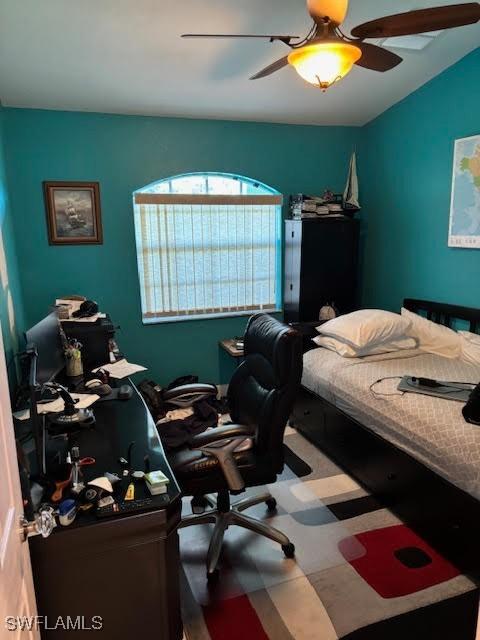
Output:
top-left (327, 203), bottom-right (343, 213)
top-left (144, 470), bottom-right (170, 496)
top-left (290, 194), bottom-right (345, 219)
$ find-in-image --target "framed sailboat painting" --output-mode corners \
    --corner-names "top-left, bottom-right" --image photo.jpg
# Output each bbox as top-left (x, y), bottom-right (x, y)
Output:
top-left (44, 181), bottom-right (103, 245)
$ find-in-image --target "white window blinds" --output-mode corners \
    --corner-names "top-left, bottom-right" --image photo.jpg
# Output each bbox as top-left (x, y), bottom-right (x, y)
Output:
top-left (134, 193), bottom-right (282, 322)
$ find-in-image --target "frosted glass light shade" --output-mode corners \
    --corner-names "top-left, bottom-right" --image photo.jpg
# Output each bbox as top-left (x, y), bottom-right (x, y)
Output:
top-left (288, 41), bottom-right (362, 90)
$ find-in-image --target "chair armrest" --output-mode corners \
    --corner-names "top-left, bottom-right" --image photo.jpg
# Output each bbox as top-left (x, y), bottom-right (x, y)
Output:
top-left (162, 383), bottom-right (218, 407)
top-left (189, 425), bottom-right (254, 492)
top-left (189, 424), bottom-right (253, 448)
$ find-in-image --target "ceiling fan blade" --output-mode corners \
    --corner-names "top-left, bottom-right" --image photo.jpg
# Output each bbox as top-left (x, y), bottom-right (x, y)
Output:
top-left (351, 3), bottom-right (480, 39)
top-left (354, 41), bottom-right (403, 72)
top-left (250, 56), bottom-right (290, 80)
top-left (306, 0), bottom-right (349, 25)
top-left (181, 34), bottom-right (298, 45)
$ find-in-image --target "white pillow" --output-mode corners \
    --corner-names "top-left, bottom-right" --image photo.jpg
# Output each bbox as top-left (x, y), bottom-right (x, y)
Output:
top-left (459, 331), bottom-right (480, 365)
top-left (317, 309), bottom-right (411, 350)
top-left (401, 307), bottom-right (461, 359)
top-left (312, 335), bottom-right (418, 358)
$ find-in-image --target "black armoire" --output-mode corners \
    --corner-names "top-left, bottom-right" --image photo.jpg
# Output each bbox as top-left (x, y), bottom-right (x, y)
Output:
top-left (284, 217), bottom-right (360, 323)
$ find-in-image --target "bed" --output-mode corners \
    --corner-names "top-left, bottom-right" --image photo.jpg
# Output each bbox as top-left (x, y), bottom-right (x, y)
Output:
top-left (290, 299), bottom-right (480, 575)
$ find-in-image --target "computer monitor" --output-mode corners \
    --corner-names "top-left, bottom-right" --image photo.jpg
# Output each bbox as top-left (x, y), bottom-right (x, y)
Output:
top-left (25, 312), bottom-right (65, 385)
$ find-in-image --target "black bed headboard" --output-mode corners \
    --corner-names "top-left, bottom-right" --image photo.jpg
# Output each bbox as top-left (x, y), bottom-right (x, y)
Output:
top-left (403, 299), bottom-right (480, 333)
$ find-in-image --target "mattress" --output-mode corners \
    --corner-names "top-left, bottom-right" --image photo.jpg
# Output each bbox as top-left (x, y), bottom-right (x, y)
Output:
top-left (302, 348), bottom-right (480, 501)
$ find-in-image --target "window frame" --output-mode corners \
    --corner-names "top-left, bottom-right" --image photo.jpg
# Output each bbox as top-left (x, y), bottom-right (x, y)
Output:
top-left (133, 173), bottom-right (283, 324)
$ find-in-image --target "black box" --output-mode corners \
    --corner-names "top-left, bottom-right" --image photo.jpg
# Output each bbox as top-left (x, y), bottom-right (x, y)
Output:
top-left (61, 316), bottom-right (115, 370)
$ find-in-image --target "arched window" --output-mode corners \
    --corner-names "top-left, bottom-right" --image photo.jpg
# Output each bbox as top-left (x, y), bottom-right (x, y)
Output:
top-left (133, 172), bottom-right (282, 323)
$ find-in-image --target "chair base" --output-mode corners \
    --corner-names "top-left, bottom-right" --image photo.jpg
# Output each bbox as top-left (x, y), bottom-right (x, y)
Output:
top-left (179, 491), bottom-right (295, 580)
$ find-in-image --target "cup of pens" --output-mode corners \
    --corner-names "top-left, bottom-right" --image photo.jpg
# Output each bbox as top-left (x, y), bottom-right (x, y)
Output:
top-left (65, 339), bottom-right (83, 377)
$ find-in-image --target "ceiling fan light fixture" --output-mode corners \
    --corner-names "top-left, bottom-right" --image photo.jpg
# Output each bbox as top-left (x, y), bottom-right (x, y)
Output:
top-left (288, 41), bottom-right (362, 91)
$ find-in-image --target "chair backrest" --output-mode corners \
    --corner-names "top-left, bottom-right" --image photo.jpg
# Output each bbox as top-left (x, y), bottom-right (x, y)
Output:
top-left (227, 314), bottom-right (303, 469)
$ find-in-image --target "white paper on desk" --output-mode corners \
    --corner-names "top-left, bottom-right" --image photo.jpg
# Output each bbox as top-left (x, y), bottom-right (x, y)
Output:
top-left (13, 408), bottom-right (31, 421)
top-left (13, 393), bottom-right (99, 421)
top-left (61, 313), bottom-right (106, 323)
top-left (93, 359), bottom-right (147, 379)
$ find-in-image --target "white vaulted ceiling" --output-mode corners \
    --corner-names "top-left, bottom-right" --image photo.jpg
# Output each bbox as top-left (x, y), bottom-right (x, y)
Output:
top-left (0, 0), bottom-right (478, 126)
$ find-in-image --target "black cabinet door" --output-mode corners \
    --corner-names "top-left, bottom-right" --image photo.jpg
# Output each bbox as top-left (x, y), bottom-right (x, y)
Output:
top-left (284, 220), bottom-right (303, 322)
top-left (284, 219), bottom-right (359, 323)
top-left (300, 220), bottom-right (358, 320)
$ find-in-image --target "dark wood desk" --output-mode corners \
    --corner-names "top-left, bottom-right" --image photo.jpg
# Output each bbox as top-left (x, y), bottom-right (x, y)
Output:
top-left (28, 383), bottom-right (183, 639)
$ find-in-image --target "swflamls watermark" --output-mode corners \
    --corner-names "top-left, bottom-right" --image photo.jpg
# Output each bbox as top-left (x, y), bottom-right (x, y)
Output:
top-left (5, 616), bottom-right (103, 631)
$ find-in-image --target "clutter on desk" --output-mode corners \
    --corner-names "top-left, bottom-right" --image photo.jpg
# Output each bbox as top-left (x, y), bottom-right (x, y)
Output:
top-left (55, 297), bottom-right (106, 323)
top-left (21, 412), bottom-right (171, 526)
top-left (50, 463), bottom-right (73, 502)
top-left (88, 476), bottom-right (114, 494)
top-left (104, 471), bottom-right (121, 485)
top-left (95, 496), bottom-right (170, 518)
top-left (61, 314), bottom-right (117, 371)
top-left (44, 383), bottom-right (96, 433)
top-left (62, 314), bottom-right (106, 323)
top-left (13, 392), bottom-right (99, 421)
top-left (82, 368), bottom-right (113, 396)
top-left (145, 470), bottom-right (170, 496)
top-left (58, 499), bottom-right (77, 526)
top-left (124, 482), bottom-right (135, 501)
top-left (93, 358), bottom-right (147, 379)
top-left (65, 337), bottom-right (84, 377)
top-left (118, 384), bottom-right (133, 400)
top-left (55, 296), bottom-right (86, 318)
top-left (84, 377), bottom-right (112, 397)
top-left (16, 304), bottom-right (177, 532)
top-left (98, 495), bottom-right (115, 508)
top-left (69, 448), bottom-right (96, 495)
top-left (73, 299), bottom-right (98, 318)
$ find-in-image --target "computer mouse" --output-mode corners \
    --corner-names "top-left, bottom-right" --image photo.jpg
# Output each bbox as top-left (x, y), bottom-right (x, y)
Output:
top-left (94, 384), bottom-right (112, 397)
top-left (85, 378), bottom-right (112, 397)
top-left (118, 385), bottom-right (133, 400)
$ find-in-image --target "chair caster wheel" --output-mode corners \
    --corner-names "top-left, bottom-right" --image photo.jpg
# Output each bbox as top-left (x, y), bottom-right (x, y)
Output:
top-left (207, 569), bottom-right (219, 584)
top-left (282, 543), bottom-right (295, 558)
top-left (266, 498), bottom-right (277, 512)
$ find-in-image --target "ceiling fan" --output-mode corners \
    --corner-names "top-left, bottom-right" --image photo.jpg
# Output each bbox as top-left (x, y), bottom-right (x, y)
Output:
top-left (182, 0), bottom-right (480, 91)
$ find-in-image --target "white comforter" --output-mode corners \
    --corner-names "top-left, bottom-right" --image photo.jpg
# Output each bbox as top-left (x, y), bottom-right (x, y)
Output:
top-left (302, 348), bottom-right (480, 500)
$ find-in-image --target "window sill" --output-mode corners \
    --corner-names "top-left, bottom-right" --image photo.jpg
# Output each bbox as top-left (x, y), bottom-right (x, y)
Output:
top-left (142, 309), bottom-right (283, 325)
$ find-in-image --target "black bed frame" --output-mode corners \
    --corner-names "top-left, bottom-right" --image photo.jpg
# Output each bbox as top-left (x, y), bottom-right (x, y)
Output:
top-left (290, 299), bottom-right (480, 577)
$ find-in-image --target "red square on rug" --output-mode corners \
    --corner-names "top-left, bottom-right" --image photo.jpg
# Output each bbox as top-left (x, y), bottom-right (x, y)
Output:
top-left (338, 524), bottom-right (460, 598)
top-left (202, 594), bottom-right (269, 640)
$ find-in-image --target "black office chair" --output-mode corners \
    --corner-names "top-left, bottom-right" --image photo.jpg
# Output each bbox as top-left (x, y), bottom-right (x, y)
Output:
top-left (168, 313), bottom-right (303, 581)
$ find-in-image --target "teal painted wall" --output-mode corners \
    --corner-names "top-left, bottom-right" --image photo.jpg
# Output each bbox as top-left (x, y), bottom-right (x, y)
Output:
top-left (2, 108), bottom-right (360, 384)
top-left (360, 47), bottom-right (480, 312)
top-left (0, 106), bottom-right (25, 389)
top-left (3, 49), bottom-right (479, 385)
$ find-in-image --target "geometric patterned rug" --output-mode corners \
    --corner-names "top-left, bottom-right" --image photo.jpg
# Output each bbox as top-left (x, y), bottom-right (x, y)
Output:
top-left (180, 427), bottom-right (479, 640)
